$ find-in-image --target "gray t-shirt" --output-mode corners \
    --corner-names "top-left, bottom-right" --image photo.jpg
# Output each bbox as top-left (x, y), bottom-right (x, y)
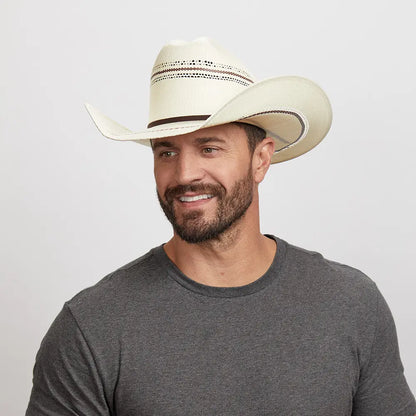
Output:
top-left (26, 236), bottom-right (416, 415)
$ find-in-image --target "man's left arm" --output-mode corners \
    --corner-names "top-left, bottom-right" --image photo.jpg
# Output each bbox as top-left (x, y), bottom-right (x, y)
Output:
top-left (352, 287), bottom-right (416, 416)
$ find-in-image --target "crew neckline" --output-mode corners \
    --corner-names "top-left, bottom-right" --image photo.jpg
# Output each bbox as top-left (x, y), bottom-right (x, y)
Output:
top-left (153, 235), bottom-right (287, 298)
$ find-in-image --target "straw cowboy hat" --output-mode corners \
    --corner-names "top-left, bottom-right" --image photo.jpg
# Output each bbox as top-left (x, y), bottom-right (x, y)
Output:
top-left (85, 37), bottom-right (332, 164)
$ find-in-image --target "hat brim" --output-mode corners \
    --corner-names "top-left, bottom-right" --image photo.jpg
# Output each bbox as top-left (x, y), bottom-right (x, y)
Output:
top-left (85, 76), bottom-right (332, 164)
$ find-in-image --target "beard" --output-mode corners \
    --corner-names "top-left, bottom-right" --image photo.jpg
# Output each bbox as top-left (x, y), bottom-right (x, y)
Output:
top-left (157, 168), bottom-right (254, 244)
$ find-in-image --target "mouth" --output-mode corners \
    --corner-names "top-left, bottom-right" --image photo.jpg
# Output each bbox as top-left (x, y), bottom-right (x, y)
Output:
top-left (178, 194), bottom-right (213, 203)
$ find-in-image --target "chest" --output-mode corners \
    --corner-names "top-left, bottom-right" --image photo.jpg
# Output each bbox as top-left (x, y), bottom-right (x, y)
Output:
top-left (112, 303), bottom-right (360, 415)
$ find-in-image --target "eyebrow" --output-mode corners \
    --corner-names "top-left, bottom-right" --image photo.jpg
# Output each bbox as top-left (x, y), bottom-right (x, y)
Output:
top-left (151, 140), bottom-right (175, 151)
top-left (194, 137), bottom-right (227, 145)
top-left (151, 136), bottom-right (226, 151)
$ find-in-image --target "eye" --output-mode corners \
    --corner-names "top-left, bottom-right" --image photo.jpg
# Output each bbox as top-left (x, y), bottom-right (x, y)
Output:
top-left (202, 147), bottom-right (218, 154)
top-left (159, 150), bottom-right (177, 158)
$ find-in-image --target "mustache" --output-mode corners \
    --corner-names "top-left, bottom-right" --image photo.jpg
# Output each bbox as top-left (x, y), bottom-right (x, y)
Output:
top-left (164, 183), bottom-right (225, 202)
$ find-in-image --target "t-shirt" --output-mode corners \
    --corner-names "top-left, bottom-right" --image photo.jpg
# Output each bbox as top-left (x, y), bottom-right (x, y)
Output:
top-left (26, 236), bottom-right (416, 415)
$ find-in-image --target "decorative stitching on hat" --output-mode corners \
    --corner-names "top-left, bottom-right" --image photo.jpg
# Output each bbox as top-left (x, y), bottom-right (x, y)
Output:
top-left (151, 60), bottom-right (254, 86)
top-left (240, 110), bottom-right (307, 150)
top-left (153, 72), bottom-right (252, 87)
top-left (241, 110), bottom-right (305, 124)
top-left (153, 59), bottom-right (252, 78)
top-left (143, 123), bottom-right (203, 133)
top-left (152, 67), bottom-right (253, 84)
top-left (242, 110), bottom-right (298, 116)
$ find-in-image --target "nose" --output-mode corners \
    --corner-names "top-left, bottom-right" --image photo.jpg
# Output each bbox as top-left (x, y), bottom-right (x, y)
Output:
top-left (174, 150), bottom-right (205, 184)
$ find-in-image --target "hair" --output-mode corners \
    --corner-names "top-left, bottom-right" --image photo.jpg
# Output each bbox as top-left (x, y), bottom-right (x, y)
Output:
top-left (233, 122), bottom-right (267, 153)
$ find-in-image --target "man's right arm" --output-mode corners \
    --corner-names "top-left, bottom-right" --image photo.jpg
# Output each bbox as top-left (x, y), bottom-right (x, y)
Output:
top-left (26, 305), bottom-right (111, 415)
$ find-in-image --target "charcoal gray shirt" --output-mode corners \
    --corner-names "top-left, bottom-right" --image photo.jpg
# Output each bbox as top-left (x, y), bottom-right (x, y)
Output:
top-left (26, 236), bottom-right (416, 415)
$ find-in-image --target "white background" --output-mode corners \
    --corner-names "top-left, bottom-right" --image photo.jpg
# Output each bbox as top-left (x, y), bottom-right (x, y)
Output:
top-left (1, 0), bottom-right (415, 414)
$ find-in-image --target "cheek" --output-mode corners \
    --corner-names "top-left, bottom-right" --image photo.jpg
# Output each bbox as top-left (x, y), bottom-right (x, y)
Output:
top-left (215, 163), bottom-right (251, 186)
top-left (154, 168), bottom-right (173, 197)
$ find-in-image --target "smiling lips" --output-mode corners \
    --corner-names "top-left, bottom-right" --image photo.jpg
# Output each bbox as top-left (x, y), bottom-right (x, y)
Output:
top-left (179, 194), bottom-right (213, 203)
top-left (164, 183), bottom-right (224, 205)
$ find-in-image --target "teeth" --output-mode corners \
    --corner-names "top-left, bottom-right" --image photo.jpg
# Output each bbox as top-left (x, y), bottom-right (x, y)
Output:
top-left (179, 194), bottom-right (212, 202)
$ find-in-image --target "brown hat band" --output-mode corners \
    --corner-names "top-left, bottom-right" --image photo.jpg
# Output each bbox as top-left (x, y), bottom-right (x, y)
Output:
top-left (147, 115), bottom-right (210, 128)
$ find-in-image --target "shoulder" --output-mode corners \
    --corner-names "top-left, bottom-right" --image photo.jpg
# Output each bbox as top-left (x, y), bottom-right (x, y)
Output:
top-left (276, 238), bottom-right (391, 365)
top-left (282, 238), bottom-right (377, 292)
top-left (70, 247), bottom-right (158, 299)
top-left (275, 237), bottom-right (381, 321)
top-left (65, 245), bottom-right (168, 328)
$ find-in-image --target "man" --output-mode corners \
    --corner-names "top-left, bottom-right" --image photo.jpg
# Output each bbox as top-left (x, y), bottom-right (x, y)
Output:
top-left (27, 38), bottom-right (415, 415)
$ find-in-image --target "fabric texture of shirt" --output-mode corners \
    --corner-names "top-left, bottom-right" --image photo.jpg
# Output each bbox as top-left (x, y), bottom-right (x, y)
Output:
top-left (26, 236), bottom-right (416, 415)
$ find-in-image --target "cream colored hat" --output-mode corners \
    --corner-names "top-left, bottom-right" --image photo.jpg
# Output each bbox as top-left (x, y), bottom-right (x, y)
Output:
top-left (85, 37), bottom-right (332, 164)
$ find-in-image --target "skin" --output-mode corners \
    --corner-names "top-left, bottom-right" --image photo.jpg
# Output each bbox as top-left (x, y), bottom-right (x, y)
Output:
top-left (152, 123), bottom-right (277, 288)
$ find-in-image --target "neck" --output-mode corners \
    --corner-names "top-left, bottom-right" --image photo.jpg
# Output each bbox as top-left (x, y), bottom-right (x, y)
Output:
top-left (163, 200), bottom-right (276, 288)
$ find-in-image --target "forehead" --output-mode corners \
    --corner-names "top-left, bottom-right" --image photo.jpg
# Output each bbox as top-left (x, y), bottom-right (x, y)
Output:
top-left (151, 123), bottom-right (247, 148)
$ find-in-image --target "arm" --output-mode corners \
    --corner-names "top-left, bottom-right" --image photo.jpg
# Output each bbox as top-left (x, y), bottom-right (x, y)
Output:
top-left (26, 305), bottom-right (111, 415)
top-left (352, 288), bottom-right (416, 416)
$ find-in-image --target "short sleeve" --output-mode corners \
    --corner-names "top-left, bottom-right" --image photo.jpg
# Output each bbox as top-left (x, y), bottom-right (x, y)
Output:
top-left (26, 304), bottom-right (111, 416)
top-left (352, 287), bottom-right (416, 416)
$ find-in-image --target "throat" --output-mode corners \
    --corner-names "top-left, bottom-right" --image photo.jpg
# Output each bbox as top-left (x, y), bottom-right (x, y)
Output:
top-left (164, 233), bottom-right (277, 288)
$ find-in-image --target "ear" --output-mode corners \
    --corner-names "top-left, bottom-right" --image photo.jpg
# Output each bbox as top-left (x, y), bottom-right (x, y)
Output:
top-left (252, 137), bottom-right (275, 183)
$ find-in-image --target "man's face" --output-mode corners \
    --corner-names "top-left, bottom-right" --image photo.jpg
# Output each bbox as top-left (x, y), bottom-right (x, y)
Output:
top-left (153, 124), bottom-right (255, 243)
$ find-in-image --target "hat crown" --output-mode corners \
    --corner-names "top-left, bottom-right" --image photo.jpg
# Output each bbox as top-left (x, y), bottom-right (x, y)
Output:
top-left (148, 37), bottom-right (255, 127)
top-left (152, 37), bottom-right (253, 78)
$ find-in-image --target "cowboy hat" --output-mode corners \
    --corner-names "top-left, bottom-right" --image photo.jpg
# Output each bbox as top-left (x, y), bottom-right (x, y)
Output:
top-left (85, 37), bottom-right (332, 164)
